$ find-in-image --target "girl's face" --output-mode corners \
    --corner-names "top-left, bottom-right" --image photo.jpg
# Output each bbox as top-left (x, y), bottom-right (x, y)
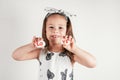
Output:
top-left (46, 14), bottom-right (67, 44)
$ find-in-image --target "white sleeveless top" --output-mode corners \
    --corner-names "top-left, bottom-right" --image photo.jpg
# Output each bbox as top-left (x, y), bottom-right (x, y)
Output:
top-left (38, 49), bottom-right (73, 80)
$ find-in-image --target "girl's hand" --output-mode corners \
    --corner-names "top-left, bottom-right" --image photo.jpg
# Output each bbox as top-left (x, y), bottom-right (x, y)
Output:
top-left (62, 35), bottom-right (76, 52)
top-left (32, 36), bottom-right (45, 48)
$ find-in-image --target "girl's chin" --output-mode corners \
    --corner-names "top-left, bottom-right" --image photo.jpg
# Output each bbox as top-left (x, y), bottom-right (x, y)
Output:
top-left (49, 38), bottom-right (62, 44)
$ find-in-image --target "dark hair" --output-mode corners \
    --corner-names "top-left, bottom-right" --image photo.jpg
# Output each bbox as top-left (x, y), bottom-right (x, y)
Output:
top-left (42, 13), bottom-right (75, 62)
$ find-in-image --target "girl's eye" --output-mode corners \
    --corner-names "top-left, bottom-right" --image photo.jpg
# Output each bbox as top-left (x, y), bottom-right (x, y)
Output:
top-left (59, 27), bottom-right (63, 29)
top-left (49, 26), bottom-right (54, 28)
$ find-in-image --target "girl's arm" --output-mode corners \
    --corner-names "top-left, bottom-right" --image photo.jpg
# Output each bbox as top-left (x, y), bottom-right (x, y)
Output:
top-left (71, 46), bottom-right (96, 68)
top-left (12, 36), bottom-right (43, 61)
top-left (12, 43), bottom-right (41, 61)
top-left (63, 35), bottom-right (96, 68)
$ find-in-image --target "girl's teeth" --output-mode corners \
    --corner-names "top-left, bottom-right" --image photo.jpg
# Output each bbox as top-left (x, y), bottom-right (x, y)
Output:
top-left (53, 35), bottom-right (58, 38)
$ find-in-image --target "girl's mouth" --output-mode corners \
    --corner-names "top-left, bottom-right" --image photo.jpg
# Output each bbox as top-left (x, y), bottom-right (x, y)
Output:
top-left (51, 35), bottom-right (60, 38)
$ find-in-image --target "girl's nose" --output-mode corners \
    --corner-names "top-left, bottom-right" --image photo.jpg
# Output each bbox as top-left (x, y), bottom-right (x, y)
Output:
top-left (53, 28), bottom-right (58, 33)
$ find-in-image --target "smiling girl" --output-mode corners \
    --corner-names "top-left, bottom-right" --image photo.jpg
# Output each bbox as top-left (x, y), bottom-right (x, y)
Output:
top-left (12, 8), bottom-right (96, 80)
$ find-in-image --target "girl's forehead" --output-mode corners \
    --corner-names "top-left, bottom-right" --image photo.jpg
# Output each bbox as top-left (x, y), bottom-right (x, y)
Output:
top-left (46, 14), bottom-right (67, 25)
top-left (47, 14), bottom-right (67, 21)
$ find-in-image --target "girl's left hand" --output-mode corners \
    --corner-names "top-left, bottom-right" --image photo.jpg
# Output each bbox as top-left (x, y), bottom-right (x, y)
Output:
top-left (62, 35), bottom-right (76, 52)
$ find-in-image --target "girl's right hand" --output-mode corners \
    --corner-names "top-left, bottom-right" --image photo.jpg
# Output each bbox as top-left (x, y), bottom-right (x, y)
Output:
top-left (32, 36), bottom-right (45, 48)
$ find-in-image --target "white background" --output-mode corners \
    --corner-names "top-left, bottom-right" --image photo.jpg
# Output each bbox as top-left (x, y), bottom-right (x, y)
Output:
top-left (0, 0), bottom-right (120, 80)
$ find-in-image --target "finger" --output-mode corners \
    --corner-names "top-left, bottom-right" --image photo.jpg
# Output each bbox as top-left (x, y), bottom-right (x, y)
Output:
top-left (65, 35), bottom-right (68, 40)
top-left (63, 42), bottom-right (67, 46)
top-left (71, 38), bottom-right (75, 44)
top-left (38, 37), bottom-right (44, 42)
top-left (62, 36), bottom-right (65, 39)
top-left (32, 36), bottom-right (36, 41)
top-left (32, 36), bottom-right (37, 43)
top-left (33, 36), bottom-right (36, 38)
top-left (68, 35), bottom-right (72, 41)
top-left (32, 36), bottom-right (37, 47)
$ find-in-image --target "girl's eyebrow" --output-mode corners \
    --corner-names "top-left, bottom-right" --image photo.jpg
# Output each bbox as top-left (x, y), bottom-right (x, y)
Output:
top-left (58, 24), bottom-right (65, 26)
top-left (47, 24), bottom-right (65, 26)
top-left (47, 24), bottom-right (53, 26)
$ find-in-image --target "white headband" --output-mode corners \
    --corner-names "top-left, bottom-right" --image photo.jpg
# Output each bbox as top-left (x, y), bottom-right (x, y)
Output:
top-left (44, 7), bottom-right (76, 18)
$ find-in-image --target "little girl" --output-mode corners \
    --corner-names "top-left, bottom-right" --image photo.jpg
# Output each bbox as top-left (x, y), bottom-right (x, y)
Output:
top-left (12, 7), bottom-right (96, 80)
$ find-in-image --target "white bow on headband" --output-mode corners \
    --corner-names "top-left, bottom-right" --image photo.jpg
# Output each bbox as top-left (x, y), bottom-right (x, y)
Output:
top-left (44, 7), bottom-right (76, 17)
